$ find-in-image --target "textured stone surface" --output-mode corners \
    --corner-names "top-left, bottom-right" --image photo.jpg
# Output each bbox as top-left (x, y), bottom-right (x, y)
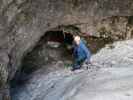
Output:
top-left (0, 0), bottom-right (133, 99)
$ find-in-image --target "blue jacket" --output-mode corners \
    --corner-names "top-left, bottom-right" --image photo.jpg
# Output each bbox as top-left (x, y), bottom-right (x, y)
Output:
top-left (73, 40), bottom-right (91, 61)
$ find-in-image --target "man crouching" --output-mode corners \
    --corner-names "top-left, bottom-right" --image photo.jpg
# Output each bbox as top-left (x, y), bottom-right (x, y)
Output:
top-left (72, 35), bottom-right (91, 71)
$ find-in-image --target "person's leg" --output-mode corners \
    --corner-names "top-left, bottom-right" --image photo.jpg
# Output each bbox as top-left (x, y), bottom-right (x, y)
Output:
top-left (72, 59), bottom-right (81, 71)
top-left (83, 53), bottom-right (92, 64)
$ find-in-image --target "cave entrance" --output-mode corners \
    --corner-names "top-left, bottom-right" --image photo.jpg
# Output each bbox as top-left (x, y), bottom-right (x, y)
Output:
top-left (11, 24), bottom-right (114, 85)
top-left (22, 30), bottom-right (74, 74)
top-left (11, 28), bottom-right (76, 87)
top-left (11, 25), bottom-right (115, 100)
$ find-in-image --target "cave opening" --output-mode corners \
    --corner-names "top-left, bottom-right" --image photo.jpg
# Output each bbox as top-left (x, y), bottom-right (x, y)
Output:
top-left (10, 25), bottom-right (114, 89)
top-left (10, 29), bottom-right (75, 87)
top-left (10, 24), bottom-right (117, 100)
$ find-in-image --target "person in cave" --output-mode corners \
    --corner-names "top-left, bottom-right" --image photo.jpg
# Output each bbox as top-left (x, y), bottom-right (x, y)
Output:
top-left (72, 35), bottom-right (91, 71)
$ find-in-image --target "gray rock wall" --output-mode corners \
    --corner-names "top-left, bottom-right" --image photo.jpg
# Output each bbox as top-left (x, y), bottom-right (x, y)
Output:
top-left (0, 0), bottom-right (133, 99)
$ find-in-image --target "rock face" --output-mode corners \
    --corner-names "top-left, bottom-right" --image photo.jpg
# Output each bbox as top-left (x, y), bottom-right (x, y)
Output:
top-left (0, 0), bottom-right (133, 99)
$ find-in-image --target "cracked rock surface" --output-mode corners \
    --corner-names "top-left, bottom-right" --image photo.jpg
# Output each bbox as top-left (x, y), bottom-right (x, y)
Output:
top-left (1, 0), bottom-right (133, 99)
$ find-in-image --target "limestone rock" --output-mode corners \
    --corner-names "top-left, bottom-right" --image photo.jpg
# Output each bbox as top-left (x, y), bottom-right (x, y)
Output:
top-left (0, 0), bottom-right (133, 99)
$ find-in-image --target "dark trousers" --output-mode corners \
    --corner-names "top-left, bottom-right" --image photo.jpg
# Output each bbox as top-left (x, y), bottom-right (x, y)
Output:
top-left (73, 57), bottom-right (86, 69)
